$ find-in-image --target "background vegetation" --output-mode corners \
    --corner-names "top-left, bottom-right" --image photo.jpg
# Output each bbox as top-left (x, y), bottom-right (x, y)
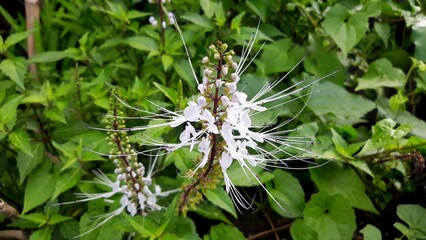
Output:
top-left (0, 0), bottom-right (425, 239)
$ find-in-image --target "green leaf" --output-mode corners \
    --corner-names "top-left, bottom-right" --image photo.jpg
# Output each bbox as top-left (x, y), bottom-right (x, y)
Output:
top-left (4, 30), bottom-right (33, 48)
top-left (204, 188), bottom-right (237, 218)
top-left (260, 39), bottom-right (304, 74)
top-left (9, 129), bottom-right (33, 157)
top-left (52, 168), bottom-right (83, 200)
top-left (227, 163), bottom-right (274, 187)
top-left (181, 13), bottom-right (214, 29)
top-left (17, 142), bottom-right (44, 184)
top-left (308, 81), bottom-right (376, 125)
top-left (303, 192), bottom-right (356, 240)
top-left (290, 219), bottom-right (318, 240)
top-left (395, 204), bottom-right (426, 238)
top-left (412, 26), bottom-right (426, 61)
top-left (0, 96), bottom-right (22, 140)
top-left (173, 58), bottom-right (196, 89)
top-left (206, 224), bottom-right (245, 240)
top-left (153, 82), bottom-right (178, 105)
top-left (200, 0), bottom-right (217, 18)
top-left (29, 227), bottom-right (53, 240)
top-left (231, 12), bottom-right (245, 31)
top-left (214, 2), bottom-right (226, 27)
top-left (266, 170), bottom-right (305, 218)
top-left (374, 22), bottom-right (390, 48)
top-left (356, 59), bottom-right (405, 91)
top-left (193, 201), bottom-right (232, 225)
top-left (21, 95), bottom-right (48, 105)
top-left (29, 51), bottom-right (75, 63)
top-left (161, 54), bottom-right (174, 71)
top-left (0, 57), bottom-right (27, 90)
top-left (360, 224), bottom-right (382, 240)
top-left (322, 4), bottom-right (369, 56)
top-left (49, 214), bottom-right (73, 225)
top-left (123, 214), bottom-right (154, 238)
top-left (23, 162), bottom-right (56, 214)
top-left (126, 36), bottom-right (158, 52)
top-left (20, 212), bottom-right (48, 226)
top-left (310, 162), bottom-right (378, 214)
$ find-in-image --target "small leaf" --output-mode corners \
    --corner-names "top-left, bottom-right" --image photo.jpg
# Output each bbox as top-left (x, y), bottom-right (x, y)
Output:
top-left (360, 224), bottom-right (382, 240)
top-left (356, 59), bottom-right (405, 91)
top-left (181, 13), bottom-right (213, 29)
top-left (21, 95), bottom-right (48, 105)
top-left (9, 129), bottom-right (33, 157)
top-left (153, 82), bottom-right (178, 105)
top-left (52, 168), bottom-right (83, 200)
top-left (204, 188), bottom-right (237, 218)
top-left (29, 51), bottom-right (75, 63)
top-left (4, 30), bottom-right (33, 48)
top-left (49, 214), bottom-right (73, 225)
top-left (161, 54), bottom-right (173, 71)
top-left (200, 0), bottom-right (217, 18)
top-left (231, 12), bottom-right (245, 31)
top-left (20, 213), bottom-right (48, 226)
top-left (214, 2), bottom-right (226, 27)
top-left (17, 142), bottom-right (44, 184)
top-left (0, 57), bottom-right (27, 90)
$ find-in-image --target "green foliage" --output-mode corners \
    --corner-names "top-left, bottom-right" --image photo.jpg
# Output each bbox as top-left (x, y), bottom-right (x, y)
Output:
top-left (0, 0), bottom-right (425, 239)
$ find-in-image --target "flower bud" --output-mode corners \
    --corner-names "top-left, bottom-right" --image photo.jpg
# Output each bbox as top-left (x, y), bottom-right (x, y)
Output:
top-left (197, 96), bottom-right (207, 106)
top-left (214, 53), bottom-right (220, 60)
top-left (232, 62), bottom-right (238, 70)
top-left (162, 21), bottom-right (166, 29)
top-left (222, 66), bottom-right (228, 76)
top-left (216, 79), bottom-right (223, 88)
top-left (202, 56), bottom-right (209, 64)
top-left (221, 95), bottom-right (230, 106)
top-left (226, 82), bottom-right (237, 93)
top-left (231, 73), bottom-right (240, 82)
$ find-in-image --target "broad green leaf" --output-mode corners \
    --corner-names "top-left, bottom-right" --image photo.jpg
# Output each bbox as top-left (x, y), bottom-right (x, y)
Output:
top-left (200, 0), bottom-right (217, 18)
top-left (290, 219), bottom-right (318, 240)
top-left (260, 39), bottom-right (304, 74)
top-left (29, 50), bottom-right (75, 63)
top-left (193, 201), bottom-right (232, 225)
top-left (227, 163), bottom-right (274, 187)
top-left (395, 204), bottom-right (426, 238)
top-left (153, 82), bottom-right (178, 105)
top-left (310, 162), bottom-right (378, 214)
top-left (52, 168), bottom-right (83, 200)
top-left (322, 4), bottom-right (368, 56)
top-left (206, 224), bottom-right (245, 240)
top-left (123, 214), bottom-right (154, 238)
top-left (126, 36), bottom-right (158, 52)
top-left (9, 129), bottom-right (33, 157)
top-left (204, 188), bottom-right (237, 218)
top-left (303, 47), bottom-right (345, 85)
top-left (360, 224), bottom-right (382, 240)
top-left (44, 103), bottom-right (67, 124)
top-left (266, 170), bottom-right (305, 218)
top-left (181, 13), bottom-right (214, 29)
top-left (29, 227), bottom-right (53, 240)
top-left (308, 81), bottom-right (376, 125)
top-left (303, 192), bottom-right (356, 240)
top-left (0, 57), bottom-right (27, 90)
top-left (23, 162), bottom-right (56, 214)
top-left (17, 142), bottom-right (44, 184)
top-left (356, 59), bottom-right (405, 91)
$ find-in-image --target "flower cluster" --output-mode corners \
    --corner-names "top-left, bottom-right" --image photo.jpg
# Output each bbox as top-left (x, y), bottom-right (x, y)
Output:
top-left (148, 0), bottom-right (174, 29)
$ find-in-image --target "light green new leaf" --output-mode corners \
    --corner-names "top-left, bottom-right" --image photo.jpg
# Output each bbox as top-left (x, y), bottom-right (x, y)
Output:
top-left (29, 227), bottom-right (53, 240)
top-left (0, 57), bottom-right (27, 90)
top-left (204, 188), bottom-right (237, 218)
top-left (308, 81), bottom-right (376, 125)
top-left (200, 0), bottom-right (217, 18)
top-left (356, 59), bottom-right (405, 91)
top-left (310, 162), bottom-right (378, 214)
top-left (17, 142), bottom-right (44, 184)
top-left (23, 162), bottom-right (56, 214)
top-left (231, 12), bottom-right (245, 31)
top-left (161, 54), bottom-right (174, 71)
top-left (303, 192), bottom-right (356, 240)
top-left (260, 39), bottom-right (304, 74)
top-left (207, 224), bottom-right (245, 240)
top-left (394, 204), bottom-right (426, 238)
top-left (9, 129), bottom-right (33, 157)
top-left (181, 13), bottom-right (214, 29)
top-left (360, 224), bottom-right (382, 240)
top-left (266, 170), bottom-right (305, 218)
top-left (126, 36), bottom-right (158, 52)
top-left (290, 219), bottom-right (318, 240)
top-left (4, 30), bottom-right (33, 48)
top-left (322, 4), bottom-right (368, 56)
